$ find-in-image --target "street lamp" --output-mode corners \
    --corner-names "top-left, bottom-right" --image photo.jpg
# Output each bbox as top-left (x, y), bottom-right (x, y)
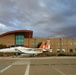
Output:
top-left (60, 38), bottom-right (62, 53)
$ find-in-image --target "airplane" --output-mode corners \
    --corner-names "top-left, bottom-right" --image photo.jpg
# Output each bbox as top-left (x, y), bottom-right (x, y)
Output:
top-left (0, 46), bottom-right (43, 57)
top-left (0, 40), bottom-right (50, 57)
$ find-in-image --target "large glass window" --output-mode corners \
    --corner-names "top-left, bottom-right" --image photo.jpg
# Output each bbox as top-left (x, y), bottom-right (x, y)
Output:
top-left (32, 42), bottom-right (34, 46)
top-left (57, 49), bottom-right (60, 52)
top-left (74, 42), bottom-right (76, 45)
top-left (49, 49), bottom-right (52, 52)
top-left (74, 48), bottom-right (76, 52)
top-left (70, 42), bottom-right (72, 45)
top-left (69, 49), bottom-right (73, 52)
top-left (62, 42), bottom-right (64, 45)
top-left (16, 35), bottom-right (24, 45)
top-left (58, 42), bottom-right (60, 45)
top-left (36, 42), bottom-right (38, 46)
top-left (62, 49), bottom-right (65, 52)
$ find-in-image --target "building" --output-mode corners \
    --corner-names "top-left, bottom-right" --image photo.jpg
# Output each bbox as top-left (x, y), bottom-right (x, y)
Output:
top-left (0, 30), bottom-right (33, 47)
top-left (0, 30), bottom-right (76, 54)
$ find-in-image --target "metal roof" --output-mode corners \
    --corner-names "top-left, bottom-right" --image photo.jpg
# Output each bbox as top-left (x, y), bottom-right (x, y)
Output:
top-left (0, 30), bottom-right (33, 37)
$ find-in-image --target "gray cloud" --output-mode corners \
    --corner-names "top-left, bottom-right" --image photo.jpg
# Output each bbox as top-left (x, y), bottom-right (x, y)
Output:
top-left (0, 0), bottom-right (76, 38)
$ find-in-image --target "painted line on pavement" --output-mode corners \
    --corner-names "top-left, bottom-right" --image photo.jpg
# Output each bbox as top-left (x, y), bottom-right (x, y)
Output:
top-left (50, 64), bottom-right (66, 75)
top-left (24, 63), bottom-right (30, 75)
top-left (0, 64), bottom-right (12, 73)
top-left (24, 61), bottom-right (30, 75)
top-left (0, 61), bottom-right (18, 73)
top-left (54, 67), bottom-right (66, 75)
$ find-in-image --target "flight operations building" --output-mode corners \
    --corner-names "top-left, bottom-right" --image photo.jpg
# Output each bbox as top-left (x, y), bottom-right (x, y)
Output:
top-left (0, 30), bottom-right (76, 55)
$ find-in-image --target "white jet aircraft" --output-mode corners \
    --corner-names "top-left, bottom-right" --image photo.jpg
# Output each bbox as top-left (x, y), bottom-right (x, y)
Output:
top-left (0, 46), bottom-right (43, 56)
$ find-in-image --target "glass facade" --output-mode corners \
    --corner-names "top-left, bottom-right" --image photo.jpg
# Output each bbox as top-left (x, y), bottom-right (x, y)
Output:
top-left (16, 35), bottom-right (24, 45)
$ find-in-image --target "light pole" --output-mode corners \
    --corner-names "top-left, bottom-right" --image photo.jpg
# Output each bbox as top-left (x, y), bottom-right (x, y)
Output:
top-left (60, 38), bottom-right (62, 53)
top-left (34, 39), bottom-right (36, 48)
top-left (28, 33), bottom-right (31, 47)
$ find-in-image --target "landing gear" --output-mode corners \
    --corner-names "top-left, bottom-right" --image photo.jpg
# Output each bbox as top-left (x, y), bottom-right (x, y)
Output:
top-left (33, 54), bottom-right (35, 57)
top-left (30, 54), bottom-right (35, 57)
top-left (15, 52), bottom-right (21, 56)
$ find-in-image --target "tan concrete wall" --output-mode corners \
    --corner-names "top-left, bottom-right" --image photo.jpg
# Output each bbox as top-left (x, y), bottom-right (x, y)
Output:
top-left (24, 38), bottom-right (76, 53)
top-left (24, 38), bottom-right (29, 47)
top-left (0, 34), bottom-right (15, 46)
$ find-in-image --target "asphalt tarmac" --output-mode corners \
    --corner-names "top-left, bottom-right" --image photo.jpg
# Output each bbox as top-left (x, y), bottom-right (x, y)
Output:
top-left (0, 57), bottom-right (76, 75)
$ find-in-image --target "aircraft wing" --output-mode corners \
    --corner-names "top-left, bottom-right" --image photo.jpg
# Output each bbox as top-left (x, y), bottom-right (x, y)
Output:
top-left (16, 47), bottom-right (43, 54)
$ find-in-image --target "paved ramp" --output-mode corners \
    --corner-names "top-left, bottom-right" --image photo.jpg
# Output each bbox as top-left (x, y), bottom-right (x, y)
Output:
top-left (2, 65), bottom-right (27, 75)
top-left (0, 60), bottom-right (30, 75)
top-left (0, 57), bottom-right (76, 75)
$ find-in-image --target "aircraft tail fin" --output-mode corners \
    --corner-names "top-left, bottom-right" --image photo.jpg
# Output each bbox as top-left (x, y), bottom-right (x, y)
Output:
top-left (39, 42), bottom-right (45, 49)
top-left (39, 40), bottom-right (50, 51)
top-left (45, 40), bottom-right (50, 49)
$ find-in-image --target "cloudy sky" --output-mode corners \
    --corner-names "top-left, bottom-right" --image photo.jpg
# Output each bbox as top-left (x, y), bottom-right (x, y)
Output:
top-left (0, 0), bottom-right (76, 38)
